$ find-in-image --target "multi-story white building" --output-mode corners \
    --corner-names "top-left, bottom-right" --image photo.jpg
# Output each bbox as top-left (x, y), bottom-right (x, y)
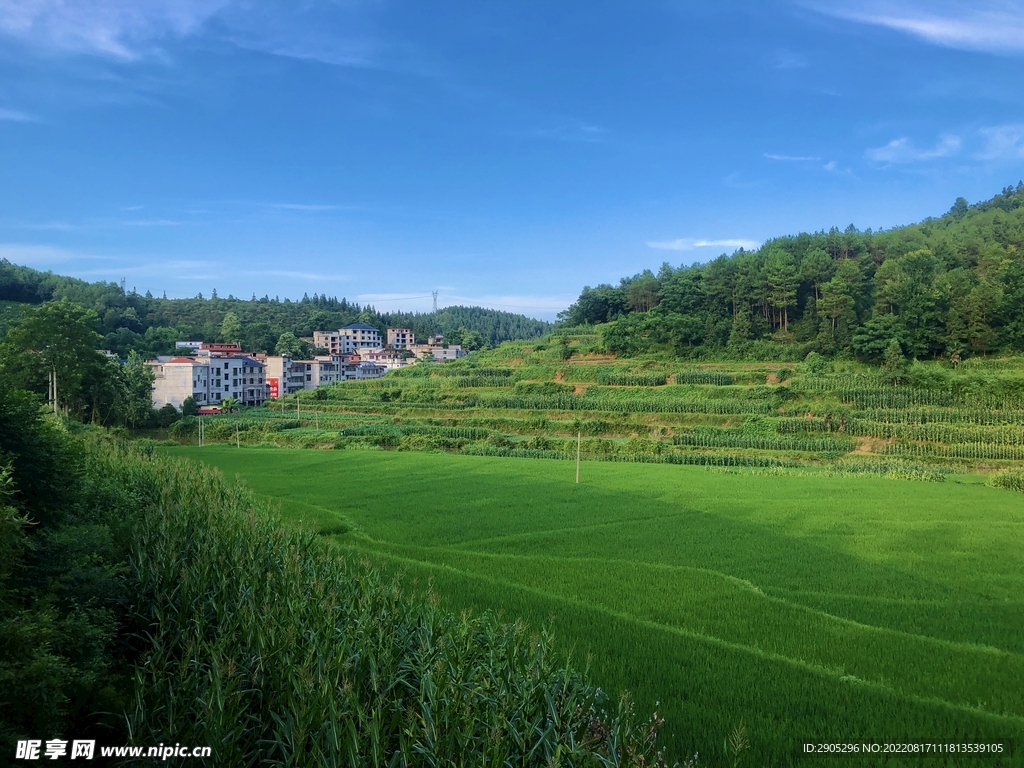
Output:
top-left (205, 355), bottom-right (268, 407)
top-left (338, 360), bottom-right (387, 380)
top-left (312, 330), bottom-right (343, 355)
top-left (263, 353), bottom-right (385, 396)
top-left (263, 356), bottom-right (307, 399)
top-left (360, 348), bottom-right (409, 370)
top-left (292, 356), bottom-right (343, 390)
top-left (150, 355), bottom-right (268, 409)
top-left (150, 357), bottom-right (213, 410)
top-left (387, 328), bottom-right (414, 348)
top-left (408, 343), bottom-right (467, 362)
top-left (313, 324), bottom-right (382, 355)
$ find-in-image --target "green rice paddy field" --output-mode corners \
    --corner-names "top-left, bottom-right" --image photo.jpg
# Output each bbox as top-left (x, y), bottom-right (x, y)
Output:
top-left (165, 445), bottom-right (1024, 766)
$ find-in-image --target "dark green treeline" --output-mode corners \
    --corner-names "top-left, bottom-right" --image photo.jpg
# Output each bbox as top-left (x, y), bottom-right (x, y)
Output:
top-left (562, 184), bottom-right (1024, 361)
top-left (0, 263), bottom-right (550, 357)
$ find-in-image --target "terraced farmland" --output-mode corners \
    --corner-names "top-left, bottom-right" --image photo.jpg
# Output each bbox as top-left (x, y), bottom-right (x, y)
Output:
top-left (168, 335), bottom-right (1024, 484)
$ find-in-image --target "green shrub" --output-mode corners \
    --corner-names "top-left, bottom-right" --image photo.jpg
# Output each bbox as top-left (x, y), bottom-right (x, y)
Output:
top-left (988, 469), bottom-right (1024, 493)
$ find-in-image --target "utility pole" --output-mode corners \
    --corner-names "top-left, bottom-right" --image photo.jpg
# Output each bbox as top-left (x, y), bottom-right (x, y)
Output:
top-left (49, 368), bottom-right (59, 416)
top-left (296, 394), bottom-right (300, 424)
top-left (236, 423), bottom-right (240, 448)
top-left (576, 431), bottom-right (581, 484)
top-left (432, 290), bottom-right (438, 313)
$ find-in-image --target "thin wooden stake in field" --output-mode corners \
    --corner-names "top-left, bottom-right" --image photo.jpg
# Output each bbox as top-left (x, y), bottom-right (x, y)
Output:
top-left (576, 431), bottom-right (581, 484)
top-left (236, 423), bottom-right (240, 448)
top-left (315, 412), bottom-right (319, 433)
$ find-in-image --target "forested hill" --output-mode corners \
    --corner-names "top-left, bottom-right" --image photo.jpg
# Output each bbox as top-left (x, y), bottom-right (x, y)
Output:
top-left (0, 262), bottom-right (550, 356)
top-left (562, 183), bottom-right (1024, 361)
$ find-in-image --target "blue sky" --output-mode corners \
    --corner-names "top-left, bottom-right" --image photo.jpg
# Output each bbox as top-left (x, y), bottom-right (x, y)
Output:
top-left (1, 1), bottom-right (1023, 320)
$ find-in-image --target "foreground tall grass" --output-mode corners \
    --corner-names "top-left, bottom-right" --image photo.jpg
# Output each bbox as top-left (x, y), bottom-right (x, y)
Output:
top-left (120, 446), bottom-right (674, 767)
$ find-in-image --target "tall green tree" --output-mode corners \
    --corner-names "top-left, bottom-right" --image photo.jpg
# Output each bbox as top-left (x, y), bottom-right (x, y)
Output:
top-left (121, 351), bottom-right (156, 427)
top-left (220, 311), bottom-right (242, 344)
top-left (274, 331), bottom-right (306, 358)
top-left (0, 299), bottom-right (104, 415)
top-left (764, 249), bottom-right (799, 332)
top-left (800, 248), bottom-right (834, 303)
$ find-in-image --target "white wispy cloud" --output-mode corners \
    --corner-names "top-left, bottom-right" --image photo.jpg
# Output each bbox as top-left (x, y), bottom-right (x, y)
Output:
top-left (0, 243), bottom-right (78, 264)
top-left (771, 49), bottom-right (807, 69)
top-left (445, 294), bottom-right (575, 317)
top-left (262, 203), bottom-right (342, 212)
top-left (866, 134), bottom-right (961, 163)
top-left (765, 153), bottom-right (821, 161)
top-left (245, 269), bottom-right (351, 282)
top-left (978, 124), bottom-right (1024, 159)
top-left (530, 122), bottom-right (607, 143)
top-left (357, 293), bottom-right (434, 303)
top-left (0, 107), bottom-right (36, 121)
top-left (806, 1), bottom-right (1024, 55)
top-left (645, 238), bottom-right (760, 252)
top-left (122, 218), bottom-right (182, 226)
top-left (0, 0), bottom-right (229, 59)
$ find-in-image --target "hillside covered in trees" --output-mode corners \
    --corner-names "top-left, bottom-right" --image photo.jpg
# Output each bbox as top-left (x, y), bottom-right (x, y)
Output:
top-left (0, 263), bottom-right (551, 357)
top-left (561, 184), bottom-right (1024, 362)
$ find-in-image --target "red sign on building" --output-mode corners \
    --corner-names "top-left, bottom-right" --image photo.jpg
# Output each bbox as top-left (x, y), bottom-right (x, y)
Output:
top-left (268, 377), bottom-right (280, 399)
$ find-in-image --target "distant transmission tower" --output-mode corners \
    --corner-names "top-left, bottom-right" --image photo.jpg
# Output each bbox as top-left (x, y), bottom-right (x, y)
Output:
top-left (432, 290), bottom-right (438, 313)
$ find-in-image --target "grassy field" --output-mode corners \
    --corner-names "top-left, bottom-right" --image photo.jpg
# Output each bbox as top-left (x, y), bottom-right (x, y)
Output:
top-left (164, 445), bottom-right (1024, 766)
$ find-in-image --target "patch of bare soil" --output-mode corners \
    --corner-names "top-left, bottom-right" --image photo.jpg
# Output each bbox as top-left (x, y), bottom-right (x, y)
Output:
top-left (854, 437), bottom-right (891, 454)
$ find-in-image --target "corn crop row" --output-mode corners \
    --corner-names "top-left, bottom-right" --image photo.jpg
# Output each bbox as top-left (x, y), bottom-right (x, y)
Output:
top-left (853, 408), bottom-right (1024, 426)
top-left (672, 433), bottom-right (853, 453)
top-left (459, 445), bottom-right (794, 467)
top-left (775, 417), bottom-right (832, 434)
top-left (476, 394), bottom-right (776, 415)
top-left (835, 388), bottom-right (958, 408)
top-left (446, 376), bottom-right (517, 388)
top-left (597, 373), bottom-right (668, 386)
top-left (792, 375), bottom-right (887, 391)
top-left (851, 421), bottom-right (1024, 445)
top-left (674, 371), bottom-right (735, 386)
top-left (339, 424), bottom-right (493, 440)
top-left (882, 442), bottom-right (1024, 461)
top-left (432, 366), bottom-right (514, 378)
